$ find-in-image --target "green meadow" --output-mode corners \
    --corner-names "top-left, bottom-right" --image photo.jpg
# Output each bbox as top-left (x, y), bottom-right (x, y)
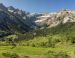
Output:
top-left (0, 46), bottom-right (75, 58)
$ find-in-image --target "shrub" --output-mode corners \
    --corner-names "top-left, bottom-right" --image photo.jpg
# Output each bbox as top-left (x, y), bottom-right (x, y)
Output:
top-left (70, 37), bottom-right (75, 43)
top-left (47, 50), bottom-right (56, 58)
top-left (56, 52), bottom-right (70, 58)
top-left (31, 43), bottom-right (35, 47)
top-left (23, 56), bottom-right (30, 58)
top-left (47, 51), bottom-right (70, 58)
top-left (46, 37), bottom-right (55, 48)
top-left (2, 52), bottom-right (11, 57)
top-left (2, 52), bottom-right (19, 58)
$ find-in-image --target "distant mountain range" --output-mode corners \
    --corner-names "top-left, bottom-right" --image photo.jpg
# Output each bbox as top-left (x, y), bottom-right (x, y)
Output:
top-left (0, 3), bottom-right (75, 33)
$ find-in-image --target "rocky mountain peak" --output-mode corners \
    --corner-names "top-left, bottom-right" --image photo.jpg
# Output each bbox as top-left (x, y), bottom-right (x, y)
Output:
top-left (8, 6), bottom-right (15, 12)
top-left (34, 9), bottom-right (75, 28)
top-left (0, 3), bottom-right (7, 11)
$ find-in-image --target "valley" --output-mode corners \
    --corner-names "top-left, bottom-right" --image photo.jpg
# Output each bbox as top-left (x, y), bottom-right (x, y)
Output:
top-left (0, 4), bottom-right (75, 58)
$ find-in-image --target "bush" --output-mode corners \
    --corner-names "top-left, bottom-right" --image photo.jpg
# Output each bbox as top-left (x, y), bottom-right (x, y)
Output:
top-left (70, 37), bottom-right (75, 43)
top-left (47, 50), bottom-right (56, 58)
top-left (23, 56), bottom-right (30, 58)
top-left (46, 37), bottom-right (55, 48)
top-left (2, 52), bottom-right (19, 58)
top-left (56, 52), bottom-right (70, 58)
top-left (47, 51), bottom-right (70, 58)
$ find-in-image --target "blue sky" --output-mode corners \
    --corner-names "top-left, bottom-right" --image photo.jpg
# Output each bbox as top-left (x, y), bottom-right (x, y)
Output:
top-left (0, 0), bottom-right (75, 13)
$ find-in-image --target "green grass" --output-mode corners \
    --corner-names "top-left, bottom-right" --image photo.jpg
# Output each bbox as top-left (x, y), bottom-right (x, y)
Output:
top-left (0, 46), bottom-right (75, 58)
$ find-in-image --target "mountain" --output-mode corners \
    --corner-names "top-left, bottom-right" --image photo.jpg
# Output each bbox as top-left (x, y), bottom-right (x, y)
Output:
top-left (0, 4), bottom-right (75, 34)
top-left (0, 3), bottom-right (7, 11)
top-left (34, 9), bottom-right (75, 28)
top-left (0, 4), bottom-right (32, 33)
